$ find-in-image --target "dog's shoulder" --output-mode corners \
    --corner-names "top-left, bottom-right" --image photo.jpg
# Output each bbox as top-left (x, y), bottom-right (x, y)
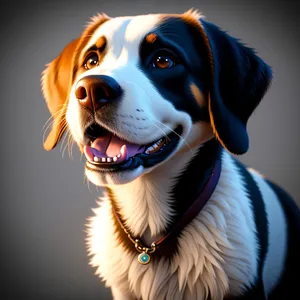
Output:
top-left (264, 179), bottom-right (300, 299)
top-left (223, 152), bottom-right (300, 299)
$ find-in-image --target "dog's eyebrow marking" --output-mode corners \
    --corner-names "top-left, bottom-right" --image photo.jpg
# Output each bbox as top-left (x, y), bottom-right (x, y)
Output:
top-left (71, 14), bottom-right (109, 81)
top-left (145, 33), bottom-right (158, 43)
top-left (84, 36), bottom-right (107, 54)
top-left (190, 83), bottom-right (206, 107)
top-left (95, 36), bottom-right (107, 51)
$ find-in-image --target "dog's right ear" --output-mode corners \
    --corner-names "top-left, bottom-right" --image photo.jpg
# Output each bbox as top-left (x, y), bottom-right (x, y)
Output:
top-left (199, 20), bottom-right (272, 155)
top-left (41, 13), bottom-right (110, 151)
top-left (41, 38), bottom-right (80, 151)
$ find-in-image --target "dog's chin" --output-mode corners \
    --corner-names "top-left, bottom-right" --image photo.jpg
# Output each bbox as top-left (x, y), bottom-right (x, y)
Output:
top-left (85, 165), bottom-right (147, 186)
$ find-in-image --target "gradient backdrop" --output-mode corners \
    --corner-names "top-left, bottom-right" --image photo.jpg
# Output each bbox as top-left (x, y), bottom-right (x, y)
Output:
top-left (0, 0), bottom-right (299, 299)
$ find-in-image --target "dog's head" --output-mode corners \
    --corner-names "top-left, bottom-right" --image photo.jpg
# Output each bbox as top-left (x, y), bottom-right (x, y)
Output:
top-left (41, 10), bottom-right (272, 186)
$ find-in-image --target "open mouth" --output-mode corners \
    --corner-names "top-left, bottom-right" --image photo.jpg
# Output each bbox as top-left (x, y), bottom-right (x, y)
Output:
top-left (84, 123), bottom-right (183, 172)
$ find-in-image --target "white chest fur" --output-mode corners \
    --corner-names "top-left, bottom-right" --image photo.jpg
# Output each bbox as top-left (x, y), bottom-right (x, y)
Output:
top-left (86, 152), bottom-right (259, 300)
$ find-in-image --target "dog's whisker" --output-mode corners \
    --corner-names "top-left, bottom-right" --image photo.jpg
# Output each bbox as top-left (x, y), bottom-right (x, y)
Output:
top-left (42, 118), bottom-right (58, 143)
top-left (119, 80), bottom-right (193, 152)
top-left (83, 174), bottom-right (92, 194)
top-left (87, 176), bottom-right (92, 194)
top-left (67, 133), bottom-right (72, 160)
top-left (42, 115), bottom-right (67, 144)
top-left (153, 120), bottom-right (193, 152)
top-left (42, 115), bottom-right (56, 131)
top-left (56, 119), bottom-right (68, 143)
top-left (150, 123), bottom-right (170, 140)
top-left (42, 104), bottom-right (66, 130)
top-left (61, 136), bottom-right (70, 159)
top-left (70, 139), bottom-right (75, 161)
top-left (67, 132), bottom-right (75, 160)
top-left (60, 125), bottom-right (70, 152)
top-left (59, 123), bottom-right (70, 158)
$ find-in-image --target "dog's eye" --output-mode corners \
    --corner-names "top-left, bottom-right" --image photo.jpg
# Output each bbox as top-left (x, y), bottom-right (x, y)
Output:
top-left (151, 54), bottom-right (176, 69)
top-left (84, 53), bottom-right (99, 70)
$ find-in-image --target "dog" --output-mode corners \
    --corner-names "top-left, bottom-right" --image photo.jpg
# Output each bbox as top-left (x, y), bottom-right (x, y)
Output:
top-left (41, 10), bottom-right (300, 300)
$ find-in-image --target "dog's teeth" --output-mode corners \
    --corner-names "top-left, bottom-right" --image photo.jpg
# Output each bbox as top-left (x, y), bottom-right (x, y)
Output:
top-left (145, 137), bottom-right (167, 154)
top-left (117, 153), bottom-right (121, 158)
top-left (94, 156), bottom-right (99, 162)
top-left (113, 156), bottom-right (118, 162)
top-left (107, 157), bottom-right (112, 162)
top-left (102, 157), bottom-right (106, 162)
top-left (145, 146), bottom-right (154, 154)
top-left (120, 145), bottom-right (127, 155)
top-left (120, 145), bottom-right (128, 161)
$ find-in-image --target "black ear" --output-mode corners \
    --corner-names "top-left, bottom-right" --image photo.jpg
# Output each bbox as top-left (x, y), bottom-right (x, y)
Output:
top-left (200, 19), bottom-right (272, 154)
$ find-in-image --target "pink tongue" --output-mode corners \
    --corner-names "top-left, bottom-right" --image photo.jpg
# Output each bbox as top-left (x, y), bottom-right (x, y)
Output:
top-left (90, 133), bottom-right (145, 158)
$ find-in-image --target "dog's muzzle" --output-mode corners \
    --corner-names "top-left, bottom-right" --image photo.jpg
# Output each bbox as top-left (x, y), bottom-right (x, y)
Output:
top-left (76, 76), bottom-right (183, 172)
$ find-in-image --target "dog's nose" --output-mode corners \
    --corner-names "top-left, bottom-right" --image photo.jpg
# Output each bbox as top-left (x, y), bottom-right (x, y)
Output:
top-left (75, 75), bottom-right (122, 111)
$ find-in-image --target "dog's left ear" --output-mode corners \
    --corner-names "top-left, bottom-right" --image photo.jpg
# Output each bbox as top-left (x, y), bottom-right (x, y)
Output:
top-left (41, 38), bottom-right (80, 151)
top-left (199, 19), bottom-right (273, 154)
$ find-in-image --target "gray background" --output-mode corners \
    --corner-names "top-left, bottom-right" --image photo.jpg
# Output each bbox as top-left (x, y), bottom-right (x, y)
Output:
top-left (0, 0), bottom-right (299, 299)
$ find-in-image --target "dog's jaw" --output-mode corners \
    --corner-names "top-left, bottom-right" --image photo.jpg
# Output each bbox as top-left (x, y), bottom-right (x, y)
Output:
top-left (82, 122), bottom-right (210, 186)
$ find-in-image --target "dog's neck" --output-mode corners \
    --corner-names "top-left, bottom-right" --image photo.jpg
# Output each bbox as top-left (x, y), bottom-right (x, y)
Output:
top-left (107, 139), bottom-right (222, 246)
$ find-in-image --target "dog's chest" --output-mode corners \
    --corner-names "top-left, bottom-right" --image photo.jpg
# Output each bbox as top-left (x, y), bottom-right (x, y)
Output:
top-left (86, 154), bottom-right (259, 300)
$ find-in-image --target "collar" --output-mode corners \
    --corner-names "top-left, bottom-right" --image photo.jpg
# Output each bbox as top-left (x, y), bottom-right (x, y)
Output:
top-left (111, 157), bottom-right (222, 265)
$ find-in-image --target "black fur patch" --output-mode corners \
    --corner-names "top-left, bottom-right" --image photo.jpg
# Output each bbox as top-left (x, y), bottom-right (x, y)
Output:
top-left (169, 138), bottom-right (222, 227)
top-left (266, 180), bottom-right (300, 300)
top-left (138, 17), bottom-right (211, 123)
top-left (226, 160), bottom-right (269, 299)
top-left (200, 19), bottom-right (272, 155)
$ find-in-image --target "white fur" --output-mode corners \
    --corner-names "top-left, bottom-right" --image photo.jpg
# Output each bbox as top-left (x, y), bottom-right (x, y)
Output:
top-left (67, 15), bottom-right (194, 186)
top-left (249, 170), bottom-right (287, 295)
top-left (86, 151), bottom-right (259, 299)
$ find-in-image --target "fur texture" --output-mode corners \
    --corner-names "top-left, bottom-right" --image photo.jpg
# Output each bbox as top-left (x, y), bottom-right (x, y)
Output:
top-left (41, 10), bottom-right (299, 300)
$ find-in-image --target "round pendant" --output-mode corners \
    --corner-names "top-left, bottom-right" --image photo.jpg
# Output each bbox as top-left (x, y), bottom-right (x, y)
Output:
top-left (138, 252), bottom-right (151, 264)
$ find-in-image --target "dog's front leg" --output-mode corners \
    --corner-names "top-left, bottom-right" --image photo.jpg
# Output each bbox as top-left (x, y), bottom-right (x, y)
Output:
top-left (111, 286), bottom-right (137, 300)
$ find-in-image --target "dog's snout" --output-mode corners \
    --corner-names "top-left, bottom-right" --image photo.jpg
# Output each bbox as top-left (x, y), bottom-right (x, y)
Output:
top-left (75, 75), bottom-right (122, 111)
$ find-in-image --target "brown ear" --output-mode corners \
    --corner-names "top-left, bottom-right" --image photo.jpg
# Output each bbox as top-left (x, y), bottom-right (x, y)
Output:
top-left (41, 38), bottom-right (80, 151)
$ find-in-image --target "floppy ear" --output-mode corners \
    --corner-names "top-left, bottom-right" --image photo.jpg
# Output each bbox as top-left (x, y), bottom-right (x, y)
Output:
top-left (41, 38), bottom-right (80, 151)
top-left (199, 19), bottom-right (272, 154)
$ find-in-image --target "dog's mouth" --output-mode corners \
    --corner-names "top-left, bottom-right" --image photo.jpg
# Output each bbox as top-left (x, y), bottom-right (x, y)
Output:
top-left (84, 123), bottom-right (183, 172)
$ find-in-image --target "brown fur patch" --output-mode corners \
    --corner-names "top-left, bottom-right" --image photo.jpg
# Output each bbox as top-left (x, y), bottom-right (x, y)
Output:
top-left (95, 36), bottom-right (107, 51)
top-left (182, 9), bottom-right (203, 25)
top-left (190, 83), bottom-right (206, 107)
top-left (72, 14), bottom-right (110, 82)
top-left (42, 14), bottom-right (110, 151)
top-left (145, 33), bottom-right (157, 44)
top-left (41, 38), bottom-right (81, 151)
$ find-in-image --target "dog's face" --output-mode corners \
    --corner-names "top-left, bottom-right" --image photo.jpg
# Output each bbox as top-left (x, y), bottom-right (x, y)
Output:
top-left (42, 10), bottom-right (272, 186)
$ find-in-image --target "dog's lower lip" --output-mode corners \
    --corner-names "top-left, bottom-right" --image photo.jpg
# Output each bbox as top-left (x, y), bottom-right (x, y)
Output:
top-left (85, 126), bottom-right (183, 172)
